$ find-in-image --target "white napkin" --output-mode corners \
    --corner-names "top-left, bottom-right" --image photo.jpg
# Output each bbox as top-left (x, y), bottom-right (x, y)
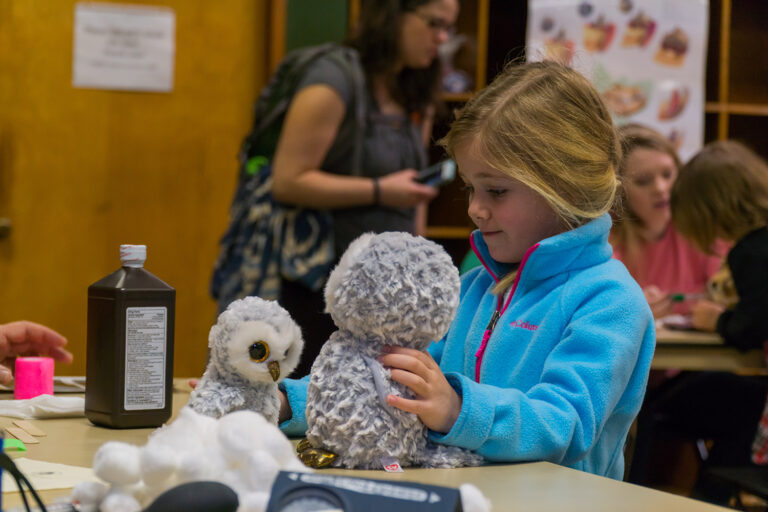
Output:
top-left (0, 394), bottom-right (85, 419)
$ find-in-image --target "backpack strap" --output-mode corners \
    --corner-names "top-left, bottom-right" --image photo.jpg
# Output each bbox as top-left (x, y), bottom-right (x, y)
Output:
top-left (321, 46), bottom-right (366, 177)
top-left (251, 43), bottom-right (342, 147)
top-left (240, 43), bottom-right (367, 178)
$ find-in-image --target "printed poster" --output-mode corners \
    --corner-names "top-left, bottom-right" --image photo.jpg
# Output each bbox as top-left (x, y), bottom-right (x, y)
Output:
top-left (527, 0), bottom-right (709, 161)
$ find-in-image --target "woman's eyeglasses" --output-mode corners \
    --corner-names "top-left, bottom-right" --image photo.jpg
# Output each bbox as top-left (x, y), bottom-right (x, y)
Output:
top-left (412, 11), bottom-right (455, 35)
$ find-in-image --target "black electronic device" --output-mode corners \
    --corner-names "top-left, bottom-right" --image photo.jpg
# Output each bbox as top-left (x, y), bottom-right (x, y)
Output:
top-left (416, 159), bottom-right (456, 187)
top-left (143, 481), bottom-right (239, 512)
top-left (266, 471), bottom-right (463, 512)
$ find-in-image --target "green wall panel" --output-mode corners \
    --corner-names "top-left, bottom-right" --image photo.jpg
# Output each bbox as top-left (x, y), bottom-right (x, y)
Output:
top-left (286, 0), bottom-right (349, 51)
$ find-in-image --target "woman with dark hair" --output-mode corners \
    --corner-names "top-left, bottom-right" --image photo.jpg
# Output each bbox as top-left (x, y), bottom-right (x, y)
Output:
top-left (270, 0), bottom-right (458, 377)
top-left (348, 0), bottom-right (446, 114)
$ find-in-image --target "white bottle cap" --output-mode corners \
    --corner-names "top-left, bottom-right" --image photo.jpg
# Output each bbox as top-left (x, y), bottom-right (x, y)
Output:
top-left (120, 245), bottom-right (147, 268)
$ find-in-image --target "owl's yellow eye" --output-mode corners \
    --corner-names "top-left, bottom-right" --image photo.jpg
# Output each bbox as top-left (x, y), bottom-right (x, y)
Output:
top-left (249, 341), bottom-right (269, 362)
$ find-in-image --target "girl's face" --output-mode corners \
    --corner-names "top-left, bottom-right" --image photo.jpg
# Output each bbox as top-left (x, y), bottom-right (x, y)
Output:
top-left (623, 148), bottom-right (678, 233)
top-left (457, 140), bottom-right (566, 264)
top-left (399, 0), bottom-right (458, 69)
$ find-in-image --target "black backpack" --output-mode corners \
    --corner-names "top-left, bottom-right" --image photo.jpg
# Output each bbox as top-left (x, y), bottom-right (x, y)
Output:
top-left (210, 43), bottom-right (366, 312)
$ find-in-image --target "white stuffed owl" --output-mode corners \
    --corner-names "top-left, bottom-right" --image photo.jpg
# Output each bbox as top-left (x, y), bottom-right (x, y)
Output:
top-left (300, 232), bottom-right (484, 469)
top-left (188, 296), bottom-right (304, 424)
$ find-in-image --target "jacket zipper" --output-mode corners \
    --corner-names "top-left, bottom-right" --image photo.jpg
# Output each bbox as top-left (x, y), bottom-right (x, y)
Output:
top-left (474, 305), bottom-right (501, 382)
top-left (471, 240), bottom-right (540, 382)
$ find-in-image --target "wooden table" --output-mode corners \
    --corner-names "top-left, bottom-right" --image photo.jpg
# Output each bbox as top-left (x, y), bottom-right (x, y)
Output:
top-left (654, 328), bottom-right (766, 374)
top-left (0, 380), bottom-right (732, 511)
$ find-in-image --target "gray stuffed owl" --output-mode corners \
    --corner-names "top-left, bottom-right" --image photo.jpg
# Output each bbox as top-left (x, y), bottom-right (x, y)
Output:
top-left (188, 296), bottom-right (303, 424)
top-left (301, 231), bottom-right (484, 469)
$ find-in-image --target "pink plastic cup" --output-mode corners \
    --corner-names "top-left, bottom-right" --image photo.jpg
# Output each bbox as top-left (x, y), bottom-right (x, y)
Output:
top-left (14, 357), bottom-right (54, 400)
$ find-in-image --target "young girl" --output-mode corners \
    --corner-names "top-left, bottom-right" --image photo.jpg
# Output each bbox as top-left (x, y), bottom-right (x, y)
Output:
top-left (633, 140), bottom-right (768, 504)
top-left (672, 140), bottom-right (768, 348)
top-left (280, 61), bottom-right (655, 480)
top-left (610, 124), bottom-right (727, 318)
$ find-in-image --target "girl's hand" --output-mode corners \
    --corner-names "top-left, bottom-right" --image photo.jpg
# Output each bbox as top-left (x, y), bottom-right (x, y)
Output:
top-left (643, 285), bottom-right (674, 318)
top-left (691, 299), bottom-right (725, 332)
top-left (278, 389), bottom-right (292, 423)
top-left (378, 346), bottom-right (461, 434)
top-left (378, 170), bottom-right (438, 208)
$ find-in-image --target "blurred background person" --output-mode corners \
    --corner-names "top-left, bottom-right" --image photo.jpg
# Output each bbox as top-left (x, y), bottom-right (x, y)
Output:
top-left (219, 0), bottom-right (458, 378)
top-left (610, 123), bottom-right (727, 320)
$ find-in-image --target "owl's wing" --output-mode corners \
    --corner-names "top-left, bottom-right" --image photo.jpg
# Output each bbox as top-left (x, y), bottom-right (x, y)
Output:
top-left (188, 378), bottom-right (246, 418)
top-left (361, 355), bottom-right (397, 418)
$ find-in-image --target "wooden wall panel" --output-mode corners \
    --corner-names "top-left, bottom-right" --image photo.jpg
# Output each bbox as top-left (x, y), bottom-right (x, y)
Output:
top-left (0, 0), bottom-right (269, 378)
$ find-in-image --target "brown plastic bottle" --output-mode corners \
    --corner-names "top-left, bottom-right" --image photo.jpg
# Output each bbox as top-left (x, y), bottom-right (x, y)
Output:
top-left (86, 245), bottom-right (175, 428)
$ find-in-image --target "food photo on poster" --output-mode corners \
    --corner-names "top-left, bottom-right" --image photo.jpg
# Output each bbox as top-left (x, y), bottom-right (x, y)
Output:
top-left (526, 0), bottom-right (708, 161)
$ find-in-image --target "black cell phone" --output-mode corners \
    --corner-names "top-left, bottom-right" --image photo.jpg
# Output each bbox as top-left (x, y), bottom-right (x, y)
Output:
top-left (416, 159), bottom-right (456, 187)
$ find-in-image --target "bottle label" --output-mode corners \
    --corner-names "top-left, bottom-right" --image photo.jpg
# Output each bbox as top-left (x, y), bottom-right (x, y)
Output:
top-left (124, 306), bottom-right (167, 410)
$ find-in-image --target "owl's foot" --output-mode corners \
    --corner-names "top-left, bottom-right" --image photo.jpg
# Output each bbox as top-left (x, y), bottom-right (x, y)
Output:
top-left (296, 438), bottom-right (311, 454)
top-left (296, 438), bottom-right (338, 468)
top-left (299, 448), bottom-right (338, 468)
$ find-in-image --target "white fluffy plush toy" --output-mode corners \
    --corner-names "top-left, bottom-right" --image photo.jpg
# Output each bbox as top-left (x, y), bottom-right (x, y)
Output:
top-left (188, 296), bottom-right (303, 423)
top-left (72, 407), bottom-right (308, 512)
top-left (299, 232), bottom-right (485, 469)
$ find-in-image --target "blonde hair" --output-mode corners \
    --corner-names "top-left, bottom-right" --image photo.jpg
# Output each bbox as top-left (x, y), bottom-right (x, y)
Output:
top-left (439, 60), bottom-right (620, 292)
top-left (611, 123), bottom-right (681, 279)
top-left (672, 140), bottom-right (768, 252)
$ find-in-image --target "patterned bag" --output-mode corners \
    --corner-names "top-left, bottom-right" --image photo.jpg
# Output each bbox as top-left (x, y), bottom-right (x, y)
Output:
top-left (210, 44), bottom-right (366, 312)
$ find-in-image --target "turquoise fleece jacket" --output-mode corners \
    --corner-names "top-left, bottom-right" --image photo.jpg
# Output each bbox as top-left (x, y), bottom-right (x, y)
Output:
top-left (281, 214), bottom-right (654, 480)
top-left (429, 214), bottom-right (654, 479)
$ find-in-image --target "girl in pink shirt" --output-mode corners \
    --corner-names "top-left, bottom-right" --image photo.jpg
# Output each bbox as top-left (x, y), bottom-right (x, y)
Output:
top-left (610, 124), bottom-right (727, 317)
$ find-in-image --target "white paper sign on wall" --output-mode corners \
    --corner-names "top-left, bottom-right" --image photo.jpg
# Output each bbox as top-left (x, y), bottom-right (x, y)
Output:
top-left (72, 2), bottom-right (175, 92)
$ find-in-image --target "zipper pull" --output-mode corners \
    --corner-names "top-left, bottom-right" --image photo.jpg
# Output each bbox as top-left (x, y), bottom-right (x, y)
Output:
top-left (485, 309), bottom-right (500, 332)
top-left (475, 309), bottom-right (501, 383)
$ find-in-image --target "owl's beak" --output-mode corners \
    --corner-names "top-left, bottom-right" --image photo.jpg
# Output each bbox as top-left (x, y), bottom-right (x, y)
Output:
top-left (268, 360), bottom-right (280, 381)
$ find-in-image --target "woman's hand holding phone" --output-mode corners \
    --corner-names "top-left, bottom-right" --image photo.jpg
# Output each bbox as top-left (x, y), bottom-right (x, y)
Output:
top-left (378, 169), bottom-right (437, 208)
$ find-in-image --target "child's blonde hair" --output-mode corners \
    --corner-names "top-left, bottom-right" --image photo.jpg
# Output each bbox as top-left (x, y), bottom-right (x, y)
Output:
top-left (440, 60), bottom-right (620, 229)
top-left (672, 140), bottom-right (768, 252)
top-left (611, 123), bottom-right (681, 279)
top-left (439, 61), bottom-right (621, 291)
